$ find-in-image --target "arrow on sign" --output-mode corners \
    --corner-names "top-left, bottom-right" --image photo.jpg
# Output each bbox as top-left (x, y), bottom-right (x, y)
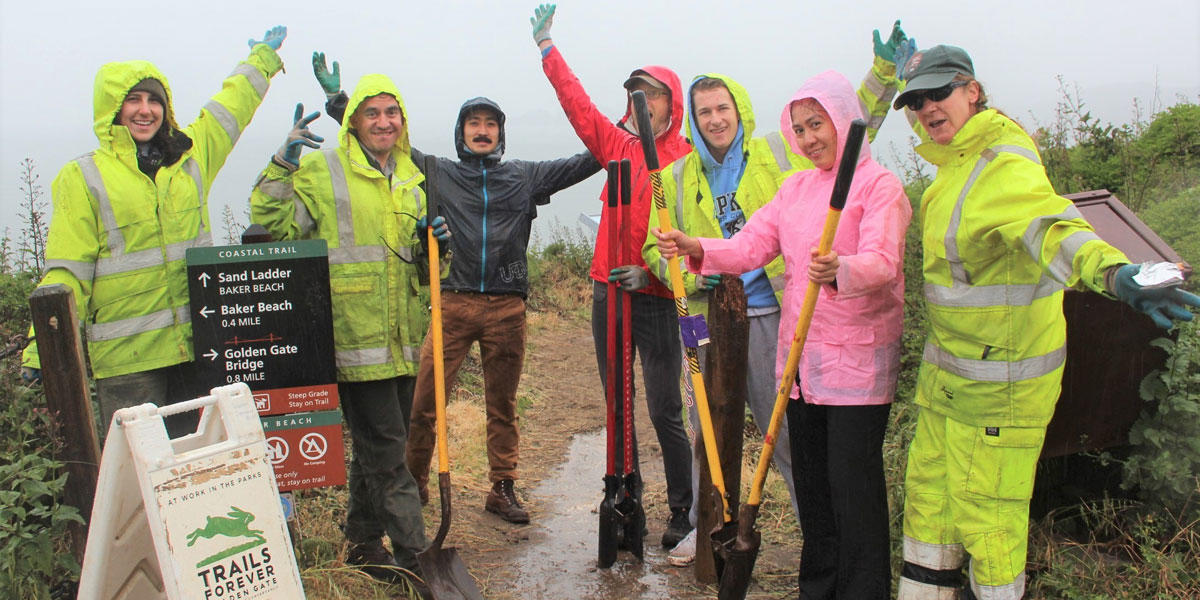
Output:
top-left (199, 306), bottom-right (214, 318)
top-left (198, 272), bottom-right (211, 288)
top-left (203, 349), bottom-right (218, 361)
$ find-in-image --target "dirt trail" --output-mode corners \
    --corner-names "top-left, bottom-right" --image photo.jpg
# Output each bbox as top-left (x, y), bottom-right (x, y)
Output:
top-left (431, 310), bottom-right (801, 599)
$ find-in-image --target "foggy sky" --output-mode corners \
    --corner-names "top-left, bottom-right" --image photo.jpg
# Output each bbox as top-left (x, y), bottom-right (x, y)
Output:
top-left (2, 0), bottom-right (1197, 247)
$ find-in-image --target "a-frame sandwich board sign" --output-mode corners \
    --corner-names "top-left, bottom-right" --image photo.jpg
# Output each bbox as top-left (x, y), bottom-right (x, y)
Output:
top-left (77, 383), bottom-right (305, 600)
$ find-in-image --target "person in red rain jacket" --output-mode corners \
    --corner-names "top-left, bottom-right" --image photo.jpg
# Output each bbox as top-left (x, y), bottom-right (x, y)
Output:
top-left (531, 4), bottom-right (696, 549)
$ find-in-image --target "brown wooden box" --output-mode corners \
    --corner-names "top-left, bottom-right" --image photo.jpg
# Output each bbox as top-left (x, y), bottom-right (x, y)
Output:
top-left (1045, 190), bottom-right (1187, 458)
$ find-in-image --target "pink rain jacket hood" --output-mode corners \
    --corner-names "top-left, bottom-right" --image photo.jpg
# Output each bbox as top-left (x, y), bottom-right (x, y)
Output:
top-left (691, 70), bottom-right (911, 405)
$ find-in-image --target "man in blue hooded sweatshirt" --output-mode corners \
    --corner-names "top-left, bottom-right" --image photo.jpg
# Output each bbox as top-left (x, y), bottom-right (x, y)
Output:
top-left (315, 55), bottom-right (599, 524)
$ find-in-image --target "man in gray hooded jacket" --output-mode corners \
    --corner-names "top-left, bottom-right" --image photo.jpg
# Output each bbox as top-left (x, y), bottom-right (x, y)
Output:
top-left (317, 55), bottom-right (599, 523)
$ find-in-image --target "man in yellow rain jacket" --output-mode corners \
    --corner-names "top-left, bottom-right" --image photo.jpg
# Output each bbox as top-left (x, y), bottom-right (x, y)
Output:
top-left (640, 24), bottom-right (904, 565)
top-left (21, 27), bottom-right (287, 437)
top-left (250, 74), bottom-right (435, 594)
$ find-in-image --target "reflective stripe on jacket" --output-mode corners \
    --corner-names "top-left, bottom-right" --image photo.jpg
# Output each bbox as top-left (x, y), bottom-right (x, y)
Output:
top-left (915, 109), bottom-right (1128, 426)
top-left (251, 74), bottom-right (427, 382)
top-left (22, 45), bottom-right (282, 378)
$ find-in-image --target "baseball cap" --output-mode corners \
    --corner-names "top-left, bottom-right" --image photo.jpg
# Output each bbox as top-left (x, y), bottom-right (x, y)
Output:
top-left (893, 45), bottom-right (974, 110)
top-left (623, 71), bottom-right (668, 92)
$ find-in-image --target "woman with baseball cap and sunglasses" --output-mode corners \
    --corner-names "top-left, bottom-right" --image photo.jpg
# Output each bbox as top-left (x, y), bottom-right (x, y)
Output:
top-left (893, 45), bottom-right (1199, 599)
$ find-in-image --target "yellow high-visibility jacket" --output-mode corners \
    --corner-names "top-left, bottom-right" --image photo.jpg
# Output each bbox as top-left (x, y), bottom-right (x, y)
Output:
top-left (22, 45), bottom-right (283, 378)
top-left (643, 60), bottom-right (897, 317)
top-left (915, 109), bottom-right (1128, 427)
top-left (251, 75), bottom-right (428, 382)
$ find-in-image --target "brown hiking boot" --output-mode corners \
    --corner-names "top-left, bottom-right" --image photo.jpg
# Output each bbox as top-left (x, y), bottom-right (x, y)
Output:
top-left (485, 478), bottom-right (530, 524)
top-left (346, 539), bottom-right (406, 585)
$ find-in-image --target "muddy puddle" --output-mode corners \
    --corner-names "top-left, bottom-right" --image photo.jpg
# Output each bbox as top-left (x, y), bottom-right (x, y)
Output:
top-left (508, 430), bottom-right (701, 599)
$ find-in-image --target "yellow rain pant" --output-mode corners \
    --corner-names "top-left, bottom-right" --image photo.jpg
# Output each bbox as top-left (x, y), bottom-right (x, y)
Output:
top-left (900, 405), bottom-right (1045, 599)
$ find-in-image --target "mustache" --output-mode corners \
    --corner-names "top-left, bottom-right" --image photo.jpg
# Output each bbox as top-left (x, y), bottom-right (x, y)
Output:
top-left (471, 135), bottom-right (494, 143)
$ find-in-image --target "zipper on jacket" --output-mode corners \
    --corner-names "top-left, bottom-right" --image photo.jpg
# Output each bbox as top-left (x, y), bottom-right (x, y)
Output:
top-left (480, 164), bottom-right (489, 292)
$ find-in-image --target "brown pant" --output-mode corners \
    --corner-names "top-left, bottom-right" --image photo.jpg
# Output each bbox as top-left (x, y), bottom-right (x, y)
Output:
top-left (407, 291), bottom-right (526, 486)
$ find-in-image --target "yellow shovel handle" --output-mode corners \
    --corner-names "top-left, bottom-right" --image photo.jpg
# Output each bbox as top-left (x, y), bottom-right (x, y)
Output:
top-left (746, 206), bottom-right (843, 506)
top-left (650, 170), bottom-right (730, 522)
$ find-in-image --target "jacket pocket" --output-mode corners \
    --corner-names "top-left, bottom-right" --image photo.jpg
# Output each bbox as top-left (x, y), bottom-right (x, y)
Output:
top-left (329, 271), bottom-right (386, 349)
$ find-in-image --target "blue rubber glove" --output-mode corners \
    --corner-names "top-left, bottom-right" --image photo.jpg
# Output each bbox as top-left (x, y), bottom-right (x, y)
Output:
top-left (248, 26), bottom-right (287, 51)
top-left (275, 103), bottom-right (323, 168)
top-left (1110, 264), bottom-right (1200, 329)
top-left (696, 274), bottom-right (722, 291)
top-left (531, 3), bottom-right (556, 44)
top-left (872, 20), bottom-right (906, 63)
top-left (20, 367), bottom-right (40, 384)
top-left (312, 52), bottom-right (342, 99)
top-left (609, 266), bottom-right (649, 292)
top-left (895, 37), bottom-right (918, 80)
top-left (418, 215), bottom-right (451, 243)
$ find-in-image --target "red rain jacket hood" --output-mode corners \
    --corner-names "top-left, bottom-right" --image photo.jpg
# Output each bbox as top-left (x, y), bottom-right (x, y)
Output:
top-left (542, 47), bottom-right (691, 296)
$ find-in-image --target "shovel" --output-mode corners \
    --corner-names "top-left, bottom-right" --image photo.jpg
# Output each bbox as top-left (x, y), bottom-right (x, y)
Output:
top-left (631, 91), bottom-right (737, 570)
top-left (615, 158), bottom-right (646, 562)
top-left (597, 161), bottom-right (622, 568)
top-left (415, 155), bottom-right (485, 600)
top-left (716, 119), bottom-right (868, 600)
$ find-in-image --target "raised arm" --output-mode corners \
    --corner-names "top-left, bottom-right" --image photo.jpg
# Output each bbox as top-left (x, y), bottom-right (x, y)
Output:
top-left (185, 26), bottom-right (287, 187)
top-left (250, 104), bottom-right (325, 242)
top-left (531, 4), bottom-right (626, 164)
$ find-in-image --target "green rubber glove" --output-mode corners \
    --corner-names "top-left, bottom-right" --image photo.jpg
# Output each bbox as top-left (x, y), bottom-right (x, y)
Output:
top-left (895, 38), bottom-right (918, 79)
top-left (872, 20), bottom-right (906, 63)
top-left (697, 274), bottom-right (722, 291)
top-left (531, 3), bottom-right (556, 44)
top-left (609, 265), bottom-right (648, 292)
top-left (275, 103), bottom-right (323, 169)
top-left (248, 25), bottom-right (287, 51)
top-left (1110, 264), bottom-right (1200, 329)
top-left (312, 52), bottom-right (342, 99)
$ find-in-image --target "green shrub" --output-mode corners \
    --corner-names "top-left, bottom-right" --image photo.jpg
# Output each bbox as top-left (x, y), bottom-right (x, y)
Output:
top-left (1123, 319), bottom-right (1200, 519)
top-left (1139, 186), bottom-right (1200, 292)
top-left (526, 223), bottom-right (594, 315)
top-left (0, 380), bottom-right (83, 598)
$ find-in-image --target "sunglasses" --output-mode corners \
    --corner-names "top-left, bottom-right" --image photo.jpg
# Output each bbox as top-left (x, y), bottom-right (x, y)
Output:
top-left (900, 80), bottom-right (968, 111)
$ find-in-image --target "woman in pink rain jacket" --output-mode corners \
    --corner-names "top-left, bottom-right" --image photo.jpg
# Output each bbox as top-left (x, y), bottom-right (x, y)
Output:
top-left (654, 70), bottom-right (910, 599)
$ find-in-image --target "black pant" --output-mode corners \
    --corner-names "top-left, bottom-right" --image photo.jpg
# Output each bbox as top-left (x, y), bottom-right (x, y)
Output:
top-left (591, 281), bottom-right (692, 511)
top-left (340, 376), bottom-right (426, 571)
top-left (787, 399), bottom-right (892, 600)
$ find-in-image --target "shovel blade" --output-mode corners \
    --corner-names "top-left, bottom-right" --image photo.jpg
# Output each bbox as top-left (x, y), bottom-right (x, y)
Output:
top-left (716, 503), bottom-right (762, 600)
top-left (416, 546), bottom-right (485, 600)
top-left (709, 518), bottom-right (739, 579)
top-left (619, 472), bottom-right (645, 561)
top-left (598, 475), bottom-right (621, 568)
top-left (415, 472), bottom-right (484, 599)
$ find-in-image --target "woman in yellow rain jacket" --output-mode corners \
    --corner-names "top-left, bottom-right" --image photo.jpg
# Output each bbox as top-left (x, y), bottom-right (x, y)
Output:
top-left (892, 45), bottom-right (1199, 600)
top-left (22, 28), bottom-right (287, 437)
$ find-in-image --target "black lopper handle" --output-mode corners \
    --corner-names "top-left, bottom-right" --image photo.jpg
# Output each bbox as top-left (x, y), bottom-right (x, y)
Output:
top-left (631, 91), bottom-right (659, 171)
top-left (829, 119), bottom-right (867, 211)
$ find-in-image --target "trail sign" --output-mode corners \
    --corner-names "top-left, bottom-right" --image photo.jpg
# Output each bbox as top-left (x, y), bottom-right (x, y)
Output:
top-left (187, 240), bottom-right (338, 415)
top-left (260, 410), bottom-right (346, 492)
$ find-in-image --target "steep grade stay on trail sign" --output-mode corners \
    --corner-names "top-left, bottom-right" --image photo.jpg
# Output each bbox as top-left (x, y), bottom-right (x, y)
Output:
top-left (186, 240), bottom-right (338, 416)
